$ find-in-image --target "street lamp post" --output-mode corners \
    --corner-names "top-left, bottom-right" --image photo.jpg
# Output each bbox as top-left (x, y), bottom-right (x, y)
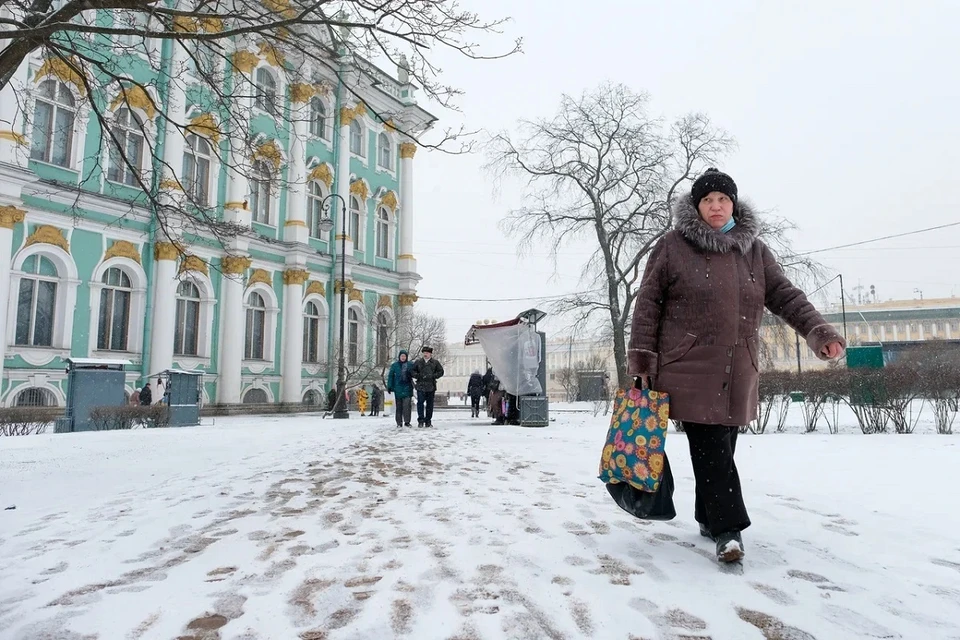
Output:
top-left (318, 193), bottom-right (350, 419)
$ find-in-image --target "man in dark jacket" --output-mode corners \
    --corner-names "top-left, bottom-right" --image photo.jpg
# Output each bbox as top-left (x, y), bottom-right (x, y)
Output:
top-left (410, 346), bottom-right (444, 427)
top-left (371, 385), bottom-right (382, 417)
top-left (139, 382), bottom-right (153, 406)
top-left (386, 350), bottom-right (414, 427)
top-left (467, 370), bottom-right (484, 418)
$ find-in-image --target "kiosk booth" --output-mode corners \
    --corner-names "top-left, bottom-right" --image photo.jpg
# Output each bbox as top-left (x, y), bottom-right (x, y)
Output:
top-left (465, 309), bottom-right (548, 427)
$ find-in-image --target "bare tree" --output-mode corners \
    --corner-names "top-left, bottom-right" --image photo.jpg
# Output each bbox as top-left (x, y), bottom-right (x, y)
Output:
top-left (1, 0), bottom-right (520, 250)
top-left (488, 83), bottom-right (734, 389)
top-left (555, 353), bottom-right (608, 402)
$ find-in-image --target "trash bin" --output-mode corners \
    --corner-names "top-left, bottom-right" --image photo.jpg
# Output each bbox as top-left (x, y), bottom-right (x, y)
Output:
top-left (57, 357), bottom-right (131, 432)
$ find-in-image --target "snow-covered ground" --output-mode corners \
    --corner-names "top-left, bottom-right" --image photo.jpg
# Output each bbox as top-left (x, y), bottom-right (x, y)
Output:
top-left (1, 409), bottom-right (959, 639)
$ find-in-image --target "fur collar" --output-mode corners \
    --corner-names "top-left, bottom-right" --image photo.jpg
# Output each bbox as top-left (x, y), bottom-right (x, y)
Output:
top-left (673, 192), bottom-right (760, 254)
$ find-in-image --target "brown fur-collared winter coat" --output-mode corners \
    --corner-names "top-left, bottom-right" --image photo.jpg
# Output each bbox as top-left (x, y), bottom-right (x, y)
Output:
top-left (628, 194), bottom-right (845, 426)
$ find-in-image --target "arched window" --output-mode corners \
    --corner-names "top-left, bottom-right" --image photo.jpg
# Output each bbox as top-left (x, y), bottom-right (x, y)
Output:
top-left (14, 387), bottom-right (56, 407)
top-left (377, 132), bottom-right (392, 170)
top-left (347, 308), bottom-right (360, 366)
top-left (376, 311), bottom-right (391, 366)
top-left (303, 301), bottom-right (322, 363)
top-left (106, 107), bottom-right (145, 186)
top-left (15, 254), bottom-right (59, 347)
top-left (349, 119), bottom-right (364, 156)
top-left (30, 79), bottom-right (76, 167)
top-left (182, 134), bottom-right (212, 204)
top-left (250, 161), bottom-right (272, 224)
top-left (244, 291), bottom-right (266, 360)
top-left (349, 195), bottom-right (361, 248)
top-left (307, 181), bottom-right (327, 239)
top-left (302, 389), bottom-right (322, 406)
top-left (174, 280), bottom-right (201, 356)
top-left (309, 97), bottom-right (327, 139)
top-left (254, 68), bottom-right (278, 116)
top-left (376, 207), bottom-right (390, 259)
top-left (242, 387), bottom-right (268, 404)
top-left (97, 267), bottom-right (132, 351)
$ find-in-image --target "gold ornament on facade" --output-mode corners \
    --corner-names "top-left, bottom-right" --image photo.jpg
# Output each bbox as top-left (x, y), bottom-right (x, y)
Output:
top-left (173, 15), bottom-right (222, 33)
top-left (0, 131), bottom-right (27, 145)
top-left (221, 255), bottom-right (251, 274)
top-left (377, 294), bottom-right (393, 309)
top-left (398, 293), bottom-right (418, 306)
top-left (158, 178), bottom-right (183, 192)
top-left (383, 119), bottom-right (396, 132)
top-left (34, 56), bottom-right (86, 96)
top-left (109, 85), bottom-right (157, 120)
top-left (104, 240), bottom-right (141, 264)
top-left (335, 279), bottom-right (354, 294)
top-left (305, 281), bottom-right (325, 297)
top-left (348, 288), bottom-right (364, 302)
top-left (248, 268), bottom-right (273, 287)
top-left (262, 0), bottom-right (296, 19)
top-left (153, 242), bottom-right (179, 261)
top-left (25, 225), bottom-right (69, 252)
top-left (231, 50), bottom-right (260, 74)
top-left (380, 190), bottom-right (398, 211)
top-left (289, 83), bottom-right (316, 104)
top-left (179, 255), bottom-right (209, 275)
top-left (0, 205), bottom-right (26, 229)
top-left (282, 269), bottom-right (310, 286)
top-left (399, 142), bottom-right (417, 159)
top-left (187, 113), bottom-right (221, 142)
top-left (253, 140), bottom-right (283, 169)
top-left (349, 179), bottom-right (369, 201)
top-left (339, 102), bottom-right (366, 126)
top-left (307, 163), bottom-right (333, 187)
top-left (257, 41), bottom-right (285, 68)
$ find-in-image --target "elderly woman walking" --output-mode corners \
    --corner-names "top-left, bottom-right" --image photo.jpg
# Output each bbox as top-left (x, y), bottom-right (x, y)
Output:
top-left (628, 168), bottom-right (845, 565)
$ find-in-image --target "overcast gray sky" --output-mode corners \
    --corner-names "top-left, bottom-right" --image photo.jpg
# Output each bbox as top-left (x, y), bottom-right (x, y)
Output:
top-left (409, 0), bottom-right (960, 341)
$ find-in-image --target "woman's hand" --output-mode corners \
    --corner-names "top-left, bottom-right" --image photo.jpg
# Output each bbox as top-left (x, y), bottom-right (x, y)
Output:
top-left (821, 341), bottom-right (844, 360)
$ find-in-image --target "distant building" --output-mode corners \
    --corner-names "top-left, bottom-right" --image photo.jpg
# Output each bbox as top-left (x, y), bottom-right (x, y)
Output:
top-left (761, 297), bottom-right (960, 371)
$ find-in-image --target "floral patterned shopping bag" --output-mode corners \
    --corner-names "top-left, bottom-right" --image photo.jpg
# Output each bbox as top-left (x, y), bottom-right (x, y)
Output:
top-left (598, 387), bottom-right (670, 493)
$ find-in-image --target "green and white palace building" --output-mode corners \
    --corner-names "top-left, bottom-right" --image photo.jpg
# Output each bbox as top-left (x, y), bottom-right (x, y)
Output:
top-left (0, 24), bottom-right (434, 407)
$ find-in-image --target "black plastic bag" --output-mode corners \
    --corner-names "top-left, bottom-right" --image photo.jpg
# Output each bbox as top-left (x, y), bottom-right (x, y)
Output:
top-left (604, 452), bottom-right (676, 521)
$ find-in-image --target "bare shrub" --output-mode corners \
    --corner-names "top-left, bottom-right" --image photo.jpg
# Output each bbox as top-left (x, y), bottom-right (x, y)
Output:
top-left (89, 405), bottom-right (170, 431)
top-left (0, 408), bottom-right (58, 436)
top-left (883, 366), bottom-right (923, 434)
top-left (750, 370), bottom-right (790, 434)
top-left (844, 368), bottom-right (890, 434)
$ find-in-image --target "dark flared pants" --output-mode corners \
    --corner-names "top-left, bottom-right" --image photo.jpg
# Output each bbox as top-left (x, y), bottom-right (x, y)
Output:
top-left (683, 423), bottom-right (751, 536)
top-left (416, 390), bottom-right (435, 424)
top-left (395, 397), bottom-right (412, 426)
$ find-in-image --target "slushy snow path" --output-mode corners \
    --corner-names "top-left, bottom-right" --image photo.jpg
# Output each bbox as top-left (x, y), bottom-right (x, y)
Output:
top-left (1, 409), bottom-right (959, 639)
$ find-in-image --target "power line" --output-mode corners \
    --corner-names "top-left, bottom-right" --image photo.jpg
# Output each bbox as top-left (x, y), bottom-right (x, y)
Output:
top-left (793, 221), bottom-right (960, 257)
top-left (418, 288), bottom-right (603, 303)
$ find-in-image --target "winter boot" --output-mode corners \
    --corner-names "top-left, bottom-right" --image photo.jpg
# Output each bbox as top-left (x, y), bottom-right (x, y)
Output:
top-left (699, 523), bottom-right (715, 541)
top-left (425, 421), bottom-right (433, 428)
top-left (715, 531), bottom-right (744, 564)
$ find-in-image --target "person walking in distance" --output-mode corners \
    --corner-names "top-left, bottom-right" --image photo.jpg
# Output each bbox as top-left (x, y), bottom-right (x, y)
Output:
top-left (371, 385), bottom-right (382, 417)
top-left (467, 370), bottom-right (485, 418)
top-left (411, 346), bottom-right (444, 428)
top-left (629, 168), bottom-right (845, 566)
top-left (386, 350), bottom-right (414, 428)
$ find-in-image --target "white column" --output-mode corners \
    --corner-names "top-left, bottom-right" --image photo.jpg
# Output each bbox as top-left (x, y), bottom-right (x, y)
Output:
top-left (224, 52), bottom-right (255, 226)
top-left (217, 256), bottom-right (250, 403)
top-left (0, 53), bottom-right (29, 168)
top-left (0, 207), bottom-right (25, 384)
top-left (336, 106), bottom-right (355, 255)
top-left (281, 269), bottom-right (307, 403)
top-left (397, 142), bottom-right (417, 274)
top-left (284, 90), bottom-right (311, 243)
top-left (149, 243), bottom-right (179, 377)
top-left (159, 43), bottom-right (188, 201)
